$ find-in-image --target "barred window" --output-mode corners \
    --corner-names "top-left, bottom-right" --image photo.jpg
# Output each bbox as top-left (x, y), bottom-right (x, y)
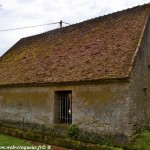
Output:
top-left (54, 91), bottom-right (72, 124)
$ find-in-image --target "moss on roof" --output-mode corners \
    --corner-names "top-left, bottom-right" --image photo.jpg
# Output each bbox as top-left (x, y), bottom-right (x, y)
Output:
top-left (0, 3), bottom-right (150, 85)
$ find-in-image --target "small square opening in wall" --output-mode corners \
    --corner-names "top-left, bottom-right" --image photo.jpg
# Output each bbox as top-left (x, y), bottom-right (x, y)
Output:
top-left (54, 91), bottom-right (72, 124)
top-left (143, 87), bottom-right (147, 97)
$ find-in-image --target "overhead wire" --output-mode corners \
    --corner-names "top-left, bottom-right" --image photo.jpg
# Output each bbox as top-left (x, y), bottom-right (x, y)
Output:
top-left (0, 21), bottom-right (71, 32)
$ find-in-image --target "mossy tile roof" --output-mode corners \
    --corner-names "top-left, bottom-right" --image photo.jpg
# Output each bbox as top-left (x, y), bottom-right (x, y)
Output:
top-left (0, 3), bottom-right (150, 85)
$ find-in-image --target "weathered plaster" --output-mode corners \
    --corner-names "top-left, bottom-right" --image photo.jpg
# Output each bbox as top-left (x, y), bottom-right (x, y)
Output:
top-left (130, 16), bottom-right (150, 130)
top-left (0, 81), bottom-right (131, 137)
top-left (0, 87), bottom-right (53, 125)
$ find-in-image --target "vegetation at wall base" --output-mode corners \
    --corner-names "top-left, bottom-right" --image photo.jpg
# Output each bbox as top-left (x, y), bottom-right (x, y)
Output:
top-left (0, 123), bottom-right (150, 150)
top-left (0, 133), bottom-right (122, 150)
top-left (125, 130), bottom-right (150, 150)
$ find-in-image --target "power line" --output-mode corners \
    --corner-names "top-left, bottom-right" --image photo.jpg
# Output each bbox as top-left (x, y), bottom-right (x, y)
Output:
top-left (0, 20), bottom-right (71, 32)
top-left (0, 22), bottom-right (58, 32)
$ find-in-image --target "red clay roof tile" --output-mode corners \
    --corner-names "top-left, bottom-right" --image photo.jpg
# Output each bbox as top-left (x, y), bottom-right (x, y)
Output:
top-left (0, 3), bottom-right (150, 85)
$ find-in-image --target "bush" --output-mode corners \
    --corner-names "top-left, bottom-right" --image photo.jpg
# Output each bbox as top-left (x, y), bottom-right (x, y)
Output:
top-left (68, 124), bottom-right (80, 139)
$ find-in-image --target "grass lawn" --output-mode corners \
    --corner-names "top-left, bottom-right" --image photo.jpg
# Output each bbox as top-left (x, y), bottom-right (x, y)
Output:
top-left (126, 130), bottom-right (150, 150)
top-left (0, 134), bottom-right (50, 150)
top-left (0, 134), bottom-right (32, 146)
top-left (0, 130), bottom-right (150, 150)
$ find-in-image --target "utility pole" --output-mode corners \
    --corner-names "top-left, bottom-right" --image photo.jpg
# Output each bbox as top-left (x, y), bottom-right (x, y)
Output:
top-left (59, 20), bottom-right (63, 28)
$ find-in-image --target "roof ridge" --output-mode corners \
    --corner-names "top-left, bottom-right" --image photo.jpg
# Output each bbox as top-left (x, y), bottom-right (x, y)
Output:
top-left (0, 3), bottom-right (150, 84)
top-left (21, 2), bottom-right (150, 40)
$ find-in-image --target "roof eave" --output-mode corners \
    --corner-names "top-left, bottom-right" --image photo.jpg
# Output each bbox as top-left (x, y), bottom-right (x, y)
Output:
top-left (0, 77), bottom-right (130, 88)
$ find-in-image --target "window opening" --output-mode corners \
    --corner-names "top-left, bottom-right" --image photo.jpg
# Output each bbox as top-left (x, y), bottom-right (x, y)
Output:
top-left (55, 91), bottom-right (72, 124)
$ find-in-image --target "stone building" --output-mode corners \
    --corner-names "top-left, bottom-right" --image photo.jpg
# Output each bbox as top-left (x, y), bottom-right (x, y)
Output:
top-left (0, 3), bottom-right (150, 138)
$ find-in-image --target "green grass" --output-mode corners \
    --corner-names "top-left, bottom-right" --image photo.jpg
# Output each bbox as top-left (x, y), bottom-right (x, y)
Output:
top-left (1, 130), bottom-right (150, 150)
top-left (127, 130), bottom-right (150, 150)
top-left (0, 134), bottom-right (32, 146)
top-left (0, 134), bottom-right (49, 150)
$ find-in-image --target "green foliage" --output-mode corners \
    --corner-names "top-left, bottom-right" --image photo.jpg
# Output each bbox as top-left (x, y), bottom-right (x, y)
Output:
top-left (67, 125), bottom-right (119, 147)
top-left (0, 134), bottom-right (32, 146)
top-left (2, 123), bottom-right (150, 150)
top-left (40, 124), bottom-right (47, 132)
top-left (126, 130), bottom-right (150, 150)
top-left (78, 130), bottom-right (114, 146)
top-left (0, 134), bottom-right (50, 150)
top-left (68, 124), bottom-right (80, 139)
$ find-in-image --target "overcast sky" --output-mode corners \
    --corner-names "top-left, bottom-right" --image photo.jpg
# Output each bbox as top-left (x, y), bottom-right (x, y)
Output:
top-left (0, 0), bottom-right (150, 56)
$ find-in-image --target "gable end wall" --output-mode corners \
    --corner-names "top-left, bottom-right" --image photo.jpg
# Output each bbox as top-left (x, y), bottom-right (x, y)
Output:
top-left (130, 15), bottom-right (150, 130)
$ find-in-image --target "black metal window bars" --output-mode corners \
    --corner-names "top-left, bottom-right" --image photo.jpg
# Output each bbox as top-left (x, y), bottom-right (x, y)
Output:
top-left (57, 91), bottom-right (72, 124)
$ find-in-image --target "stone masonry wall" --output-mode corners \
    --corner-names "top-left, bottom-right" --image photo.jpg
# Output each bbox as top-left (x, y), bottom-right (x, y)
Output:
top-left (69, 83), bottom-right (131, 136)
top-left (0, 81), bottom-right (131, 137)
top-left (0, 87), bottom-right (53, 125)
top-left (130, 16), bottom-right (150, 130)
